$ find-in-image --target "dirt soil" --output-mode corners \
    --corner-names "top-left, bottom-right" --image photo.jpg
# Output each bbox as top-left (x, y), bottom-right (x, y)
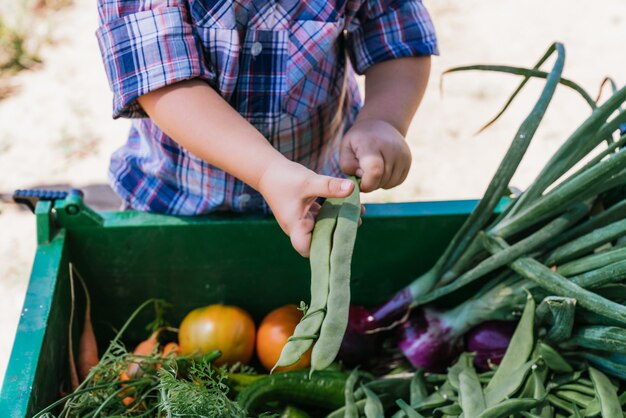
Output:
top-left (0, 0), bottom-right (624, 385)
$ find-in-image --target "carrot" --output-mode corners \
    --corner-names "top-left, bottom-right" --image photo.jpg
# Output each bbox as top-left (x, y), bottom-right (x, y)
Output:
top-left (73, 265), bottom-right (99, 382)
top-left (126, 331), bottom-right (160, 378)
top-left (118, 371), bottom-right (135, 406)
top-left (156, 341), bottom-right (180, 370)
top-left (67, 266), bottom-right (80, 391)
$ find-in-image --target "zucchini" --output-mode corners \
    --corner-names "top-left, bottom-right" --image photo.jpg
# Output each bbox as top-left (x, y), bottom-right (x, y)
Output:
top-left (236, 370), bottom-right (348, 414)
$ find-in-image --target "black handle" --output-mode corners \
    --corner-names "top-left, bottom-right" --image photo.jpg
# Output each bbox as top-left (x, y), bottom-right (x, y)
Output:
top-left (13, 189), bottom-right (83, 213)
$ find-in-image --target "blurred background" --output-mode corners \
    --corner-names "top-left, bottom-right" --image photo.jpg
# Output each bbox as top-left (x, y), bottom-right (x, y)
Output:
top-left (0, 0), bottom-right (624, 384)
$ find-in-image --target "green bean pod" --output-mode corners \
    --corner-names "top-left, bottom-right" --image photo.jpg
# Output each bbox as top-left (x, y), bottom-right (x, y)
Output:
top-left (311, 179), bottom-right (361, 371)
top-left (273, 201), bottom-right (340, 370)
top-left (589, 367), bottom-right (622, 418)
top-left (476, 398), bottom-right (545, 418)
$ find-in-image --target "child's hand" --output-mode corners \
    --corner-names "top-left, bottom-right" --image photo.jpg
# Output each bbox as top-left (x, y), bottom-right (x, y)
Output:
top-left (258, 158), bottom-right (355, 257)
top-left (339, 119), bottom-right (412, 192)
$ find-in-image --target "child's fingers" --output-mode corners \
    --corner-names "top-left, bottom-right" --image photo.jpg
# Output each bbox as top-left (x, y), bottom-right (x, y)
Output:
top-left (357, 151), bottom-right (385, 192)
top-left (308, 175), bottom-right (354, 199)
top-left (339, 137), bottom-right (360, 175)
top-left (289, 216), bottom-right (315, 258)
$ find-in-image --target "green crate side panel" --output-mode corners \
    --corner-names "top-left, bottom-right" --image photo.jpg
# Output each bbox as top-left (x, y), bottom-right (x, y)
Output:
top-left (0, 230), bottom-right (69, 418)
top-left (63, 202), bottom-right (480, 344)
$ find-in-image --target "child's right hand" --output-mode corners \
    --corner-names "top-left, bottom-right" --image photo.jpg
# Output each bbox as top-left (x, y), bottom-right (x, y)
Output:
top-left (258, 158), bottom-right (355, 258)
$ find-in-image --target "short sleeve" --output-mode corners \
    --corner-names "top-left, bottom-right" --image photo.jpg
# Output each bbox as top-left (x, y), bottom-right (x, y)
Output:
top-left (346, 0), bottom-right (439, 75)
top-left (96, 4), bottom-right (213, 118)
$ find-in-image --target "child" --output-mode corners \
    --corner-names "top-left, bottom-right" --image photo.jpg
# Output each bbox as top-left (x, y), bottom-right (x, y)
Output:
top-left (96, 0), bottom-right (438, 257)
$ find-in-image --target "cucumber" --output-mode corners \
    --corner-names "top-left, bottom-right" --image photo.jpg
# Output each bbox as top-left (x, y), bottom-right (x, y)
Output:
top-left (236, 370), bottom-right (348, 414)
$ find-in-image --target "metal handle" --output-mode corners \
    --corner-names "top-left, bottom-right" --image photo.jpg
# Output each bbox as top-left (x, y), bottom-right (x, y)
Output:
top-left (13, 189), bottom-right (83, 213)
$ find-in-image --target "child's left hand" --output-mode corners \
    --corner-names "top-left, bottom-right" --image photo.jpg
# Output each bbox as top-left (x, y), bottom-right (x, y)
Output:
top-left (339, 118), bottom-right (412, 192)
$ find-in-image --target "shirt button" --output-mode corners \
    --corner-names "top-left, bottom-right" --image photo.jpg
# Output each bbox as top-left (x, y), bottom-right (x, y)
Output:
top-left (238, 193), bottom-right (251, 205)
top-left (251, 42), bottom-right (263, 57)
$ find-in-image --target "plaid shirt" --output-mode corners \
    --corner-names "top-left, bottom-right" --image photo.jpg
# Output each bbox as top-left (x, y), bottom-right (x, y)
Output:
top-left (96, 0), bottom-right (438, 215)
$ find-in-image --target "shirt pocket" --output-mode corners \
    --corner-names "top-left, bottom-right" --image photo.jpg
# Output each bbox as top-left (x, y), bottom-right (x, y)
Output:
top-left (235, 28), bottom-right (289, 121)
top-left (194, 25), bottom-right (241, 103)
top-left (283, 18), bottom-right (345, 119)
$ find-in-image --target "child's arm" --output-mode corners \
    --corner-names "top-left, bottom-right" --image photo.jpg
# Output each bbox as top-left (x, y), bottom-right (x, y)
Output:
top-left (340, 56), bottom-right (431, 192)
top-left (136, 79), bottom-right (354, 257)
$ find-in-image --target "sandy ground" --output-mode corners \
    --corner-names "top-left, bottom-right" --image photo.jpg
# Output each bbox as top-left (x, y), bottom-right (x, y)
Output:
top-left (0, 0), bottom-right (625, 386)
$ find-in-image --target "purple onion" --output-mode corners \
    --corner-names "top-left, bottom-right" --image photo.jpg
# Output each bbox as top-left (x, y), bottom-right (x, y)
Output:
top-left (465, 321), bottom-right (516, 371)
top-left (337, 305), bottom-right (381, 367)
top-left (397, 308), bottom-right (463, 372)
top-left (362, 289), bottom-right (414, 332)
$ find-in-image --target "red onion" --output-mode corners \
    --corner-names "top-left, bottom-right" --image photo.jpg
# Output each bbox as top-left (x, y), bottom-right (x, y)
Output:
top-left (465, 321), bottom-right (516, 370)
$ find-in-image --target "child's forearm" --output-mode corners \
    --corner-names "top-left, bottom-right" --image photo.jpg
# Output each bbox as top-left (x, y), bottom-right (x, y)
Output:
top-left (136, 79), bottom-right (283, 191)
top-left (357, 56), bottom-right (431, 136)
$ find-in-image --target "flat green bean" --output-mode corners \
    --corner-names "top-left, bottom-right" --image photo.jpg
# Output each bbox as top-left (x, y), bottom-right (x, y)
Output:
top-left (273, 201), bottom-right (340, 369)
top-left (459, 368), bottom-right (486, 418)
top-left (410, 370), bottom-right (429, 405)
top-left (538, 343), bottom-right (573, 373)
top-left (397, 399), bottom-right (426, 418)
top-left (554, 390), bottom-right (592, 408)
top-left (484, 295), bottom-right (535, 400)
top-left (361, 384), bottom-right (385, 418)
top-left (311, 179), bottom-right (360, 371)
top-left (476, 398), bottom-right (544, 418)
top-left (589, 367), bottom-right (621, 418)
top-left (344, 368), bottom-right (360, 418)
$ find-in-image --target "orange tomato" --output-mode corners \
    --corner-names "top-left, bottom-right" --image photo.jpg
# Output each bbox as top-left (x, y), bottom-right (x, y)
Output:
top-left (256, 304), bottom-right (311, 372)
top-left (178, 305), bottom-right (256, 366)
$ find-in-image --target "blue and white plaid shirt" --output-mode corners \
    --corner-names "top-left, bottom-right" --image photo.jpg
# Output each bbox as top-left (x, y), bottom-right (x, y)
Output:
top-left (96, 0), bottom-right (438, 214)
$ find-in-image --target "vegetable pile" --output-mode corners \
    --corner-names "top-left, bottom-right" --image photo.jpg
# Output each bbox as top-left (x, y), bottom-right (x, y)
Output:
top-left (37, 43), bottom-right (626, 416)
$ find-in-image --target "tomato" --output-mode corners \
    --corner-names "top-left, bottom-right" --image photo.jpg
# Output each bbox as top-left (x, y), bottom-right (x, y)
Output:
top-left (256, 304), bottom-right (311, 372)
top-left (178, 305), bottom-right (256, 366)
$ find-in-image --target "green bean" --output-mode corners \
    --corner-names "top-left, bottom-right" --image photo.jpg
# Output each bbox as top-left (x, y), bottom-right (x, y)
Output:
top-left (484, 295), bottom-right (535, 401)
top-left (397, 399), bottom-right (426, 418)
top-left (435, 403), bottom-right (463, 416)
top-left (459, 368), bottom-right (486, 417)
top-left (476, 398), bottom-right (545, 418)
top-left (361, 384), bottom-right (385, 418)
top-left (554, 390), bottom-right (593, 408)
top-left (448, 353), bottom-right (474, 391)
top-left (483, 236), bottom-right (626, 326)
top-left (529, 367), bottom-right (551, 418)
top-left (414, 392), bottom-right (450, 411)
top-left (581, 397), bottom-right (601, 417)
top-left (556, 384), bottom-right (595, 397)
top-left (311, 179), bottom-right (360, 371)
top-left (344, 368), bottom-right (360, 418)
top-left (547, 395), bottom-right (576, 415)
top-left (485, 359), bottom-right (537, 407)
top-left (325, 399), bottom-right (367, 418)
top-left (538, 343), bottom-right (573, 373)
top-left (411, 370), bottom-right (429, 405)
top-left (273, 201), bottom-right (340, 369)
top-left (545, 218), bottom-right (626, 265)
top-left (557, 247), bottom-right (626, 277)
top-left (589, 367), bottom-right (621, 418)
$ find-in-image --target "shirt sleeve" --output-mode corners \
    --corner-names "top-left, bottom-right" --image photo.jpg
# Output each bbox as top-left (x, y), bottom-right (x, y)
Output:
top-left (346, 0), bottom-right (439, 75)
top-left (95, 1), bottom-right (213, 119)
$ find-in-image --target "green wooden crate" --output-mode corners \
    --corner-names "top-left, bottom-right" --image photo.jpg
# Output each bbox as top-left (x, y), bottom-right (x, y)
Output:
top-left (0, 192), bottom-right (487, 417)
